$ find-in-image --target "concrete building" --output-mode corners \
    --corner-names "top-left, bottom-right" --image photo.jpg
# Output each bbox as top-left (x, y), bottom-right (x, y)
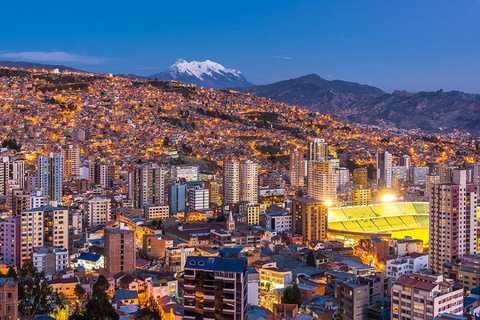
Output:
top-left (247, 267), bottom-right (259, 306)
top-left (336, 167), bottom-right (350, 187)
top-left (188, 186), bottom-right (209, 211)
top-left (289, 149), bottom-right (305, 187)
top-left (165, 246), bottom-right (195, 272)
top-left (292, 197), bottom-right (328, 242)
top-left (266, 211), bottom-right (292, 232)
top-left (353, 168), bottom-right (368, 189)
top-left (21, 206), bottom-right (69, 264)
top-left (32, 246), bottom-right (69, 274)
top-left (376, 151), bottom-right (392, 189)
top-left (240, 202), bottom-right (260, 225)
top-left (172, 165), bottom-right (199, 182)
top-left (239, 160), bottom-right (258, 204)
top-left (0, 278), bottom-right (18, 320)
top-left (0, 216), bottom-right (22, 267)
top-left (143, 234), bottom-right (173, 259)
top-left (338, 273), bottom-right (389, 320)
top-left (308, 138), bottom-right (328, 161)
top-left (223, 159), bottom-right (240, 205)
top-left (409, 166), bottom-right (430, 185)
top-left (391, 271), bottom-right (463, 320)
top-left (143, 204), bottom-right (169, 220)
top-left (169, 182), bottom-right (187, 214)
top-left (85, 195), bottom-right (111, 228)
top-left (429, 169), bottom-right (478, 273)
top-left (184, 256), bottom-right (247, 320)
top-left (105, 228), bottom-right (136, 275)
top-left (307, 159), bottom-right (338, 203)
top-left (386, 253), bottom-right (429, 280)
top-left (37, 153), bottom-right (63, 203)
top-left (133, 163), bottom-right (167, 209)
top-left (443, 253), bottom-right (480, 292)
top-left (61, 145), bottom-right (80, 179)
top-left (351, 189), bottom-right (371, 206)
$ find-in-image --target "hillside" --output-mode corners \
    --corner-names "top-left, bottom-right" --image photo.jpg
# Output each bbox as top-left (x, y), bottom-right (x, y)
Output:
top-left (238, 74), bottom-right (480, 133)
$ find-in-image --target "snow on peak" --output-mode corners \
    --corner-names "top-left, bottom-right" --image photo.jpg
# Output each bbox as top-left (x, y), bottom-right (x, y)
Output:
top-left (167, 59), bottom-right (242, 80)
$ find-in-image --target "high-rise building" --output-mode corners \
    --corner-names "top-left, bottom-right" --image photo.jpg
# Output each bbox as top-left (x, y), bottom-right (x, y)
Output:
top-left (336, 167), bottom-right (350, 187)
top-left (165, 246), bottom-right (195, 272)
top-left (432, 166), bottom-right (453, 183)
top-left (239, 160), bottom-right (258, 204)
top-left (204, 181), bottom-right (220, 205)
top-left (289, 149), bottom-right (305, 187)
top-left (37, 153), bottom-right (63, 203)
top-left (398, 155), bottom-right (411, 169)
top-left (170, 182), bottom-right (187, 214)
top-left (307, 159), bottom-right (337, 202)
top-left (105, 228), bottom-right (136, 275)
top-left (353, 168), bottom-right (368, 189)
top-left (0, 157), bottom-right (25, 195)
top-left (391, 271), bottom-right (463, 320)
top-left (429, 169), bottom-right (478, 273)
top-left (292, 197), bottom-right (328, 242)
top-left (61, 145), bottom-right (80, 179)
top-left (0, 216), bottom-right (22, 267)
top-left (188, 186), bottom-right (209, 211)
top-left (408, 166), bottom-right (430, 184)
top-left (425, 173), bottom-right (440, 198)
top-left (376, 151), bottom-right (392, 189)
top-left (95, 162), bottom-right (110, 187)
top-left (20, 206), bottom-right (69, 264)
top-left (133, 163), bottom-right (167, 209)
top-left (85, 196), bottom-right (111, 228)
top-left (308, 138), bottom-right (328, 161)
top-left (472, 164), bottom-right (480, 187)
top-left (223, 159), bottom-right (240, 205)
top-left (184, 256), bottom-right (247, 320)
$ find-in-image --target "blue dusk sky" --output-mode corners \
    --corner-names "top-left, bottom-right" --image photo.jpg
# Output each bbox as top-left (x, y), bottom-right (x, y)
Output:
top-left (2, 0), bottom-right (480, 92)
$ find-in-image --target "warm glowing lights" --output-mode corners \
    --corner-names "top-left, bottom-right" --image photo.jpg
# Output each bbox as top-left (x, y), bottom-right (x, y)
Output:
top-left (381, 194), bottom-right (396, 203)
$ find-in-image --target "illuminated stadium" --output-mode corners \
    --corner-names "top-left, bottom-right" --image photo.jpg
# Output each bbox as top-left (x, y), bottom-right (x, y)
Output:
top-left (327, 202), bottom-right (429, 246)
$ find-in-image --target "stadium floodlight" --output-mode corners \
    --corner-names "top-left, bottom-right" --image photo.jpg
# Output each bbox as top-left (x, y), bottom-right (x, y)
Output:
top-left (381, 194), bottom-right (396, 203)
top-left (324, 200), bottom-right (333, 207)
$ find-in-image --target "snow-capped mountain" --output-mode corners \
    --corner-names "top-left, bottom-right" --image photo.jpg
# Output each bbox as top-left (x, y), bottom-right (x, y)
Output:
top-left (149, 59), bottom-right (252, 89)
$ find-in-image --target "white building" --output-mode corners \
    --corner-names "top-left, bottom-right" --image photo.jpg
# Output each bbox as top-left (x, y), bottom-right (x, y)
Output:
top-left (188, 187), bottom-right (210, 211)
top-left (336, 167), bottom-right (350, 187)
top-left (386, 253), bottom-right (429, 280)
top-left (240, 160), bottom-right (258, 204)
top-left (172, 165), bottom-right (199, 182)
top-left (223, 159), bottom-right (240, 205)
top-left (266, 212), bottom-right (292, 232)
top-left (32, 246), bottom-right (69, 274)
top-left (85, 196), bottom-right (111, 228)
top-left (391, 271), bottom-right (463, 319)
top-left (145, 276), bottom-right (178, 301)
top-left (247, 268), bottom-right (259, 306)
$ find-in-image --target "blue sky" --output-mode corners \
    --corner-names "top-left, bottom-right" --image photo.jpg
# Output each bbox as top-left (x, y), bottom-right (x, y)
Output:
top-left (2, 0), bottom-right (480, 92)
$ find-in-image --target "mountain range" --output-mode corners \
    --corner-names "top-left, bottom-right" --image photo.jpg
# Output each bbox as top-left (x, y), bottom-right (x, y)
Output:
top-left (149, 59), bottom-right (252, 89)
top-left (2, 58), bottom-right (480, 133)
top-left (237, 74), bottom-right (480, 133)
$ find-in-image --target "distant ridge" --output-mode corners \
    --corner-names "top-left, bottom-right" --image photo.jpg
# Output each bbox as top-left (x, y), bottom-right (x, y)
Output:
top-left (0, 60), bottom-right (84, 72)
top-left (237, 74), bottom-right (480, 133)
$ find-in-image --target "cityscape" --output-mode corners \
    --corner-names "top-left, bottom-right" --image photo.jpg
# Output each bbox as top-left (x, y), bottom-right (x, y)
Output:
top-left (1, 1), bottom-right (480, 320)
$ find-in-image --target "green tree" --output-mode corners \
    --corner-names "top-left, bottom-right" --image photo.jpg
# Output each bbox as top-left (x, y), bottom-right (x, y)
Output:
top-left (306, 250), bottom-right (316, 267)
top-left (74, 283), bottom-right (86, 300)
top-left (6, 266), bottom-right (17, 280)
top-left (282, 283), bottom-right (303, 307)
top-left (18, 260), bottom-right (64, 319)
top-left (136, 296), bottom-right (161, 320)
top-left (83, 275), bottom-right (119, 320)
